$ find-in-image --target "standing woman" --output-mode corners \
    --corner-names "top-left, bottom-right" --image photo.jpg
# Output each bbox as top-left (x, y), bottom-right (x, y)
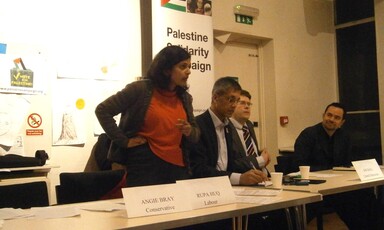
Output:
top-left (95, 45), bottom-right (200, 187)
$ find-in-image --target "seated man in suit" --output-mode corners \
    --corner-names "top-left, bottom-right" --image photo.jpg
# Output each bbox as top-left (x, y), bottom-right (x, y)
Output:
top-left (230, 89), bottom-right (289, 229)
top-left (190, 78), bottom-right (287, 230)
top-left (190, 77), bottom-right (267, 185)
top-left (295, 102), bottom-right (382, 230)
top-left (229, 89), bottom-right (270, 176)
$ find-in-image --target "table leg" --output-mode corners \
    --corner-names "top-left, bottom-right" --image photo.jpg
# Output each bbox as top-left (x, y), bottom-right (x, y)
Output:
top-left (294, 205), bottom-right (307, 230)
top-left (233, 216), bottom-right (246, 230)
top-left (284, 207), bottom-right (294, 230)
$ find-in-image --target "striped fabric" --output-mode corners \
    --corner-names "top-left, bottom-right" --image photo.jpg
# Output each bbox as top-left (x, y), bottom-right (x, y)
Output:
top-left (242, 125), bottom-right (256, 156)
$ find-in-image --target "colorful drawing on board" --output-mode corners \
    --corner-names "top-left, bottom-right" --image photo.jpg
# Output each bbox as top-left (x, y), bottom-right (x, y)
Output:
top-left (0, 55), bottom-right (46, 95)
top-left (161, 0), bottom-right (186, 12)
top-left (52, 82), bottom-right (87, 146)
top-left (187, 0), bottom-right (212, 16)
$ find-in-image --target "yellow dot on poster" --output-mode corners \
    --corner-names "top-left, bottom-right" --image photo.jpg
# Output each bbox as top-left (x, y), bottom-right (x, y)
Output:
top-left (101, 66), bottom-right (108, 74)
top-left (76, 98), bottom-right (85, 110)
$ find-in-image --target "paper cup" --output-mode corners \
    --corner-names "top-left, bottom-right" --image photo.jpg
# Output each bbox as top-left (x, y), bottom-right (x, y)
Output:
top-left (270, 172), bottom-right (283, 188)
top-left (299, 166), bottom-right (310, 179)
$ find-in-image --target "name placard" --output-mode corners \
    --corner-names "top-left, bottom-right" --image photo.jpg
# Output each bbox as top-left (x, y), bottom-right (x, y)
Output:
top-left (352, 159), bottom-right (384, 181)
top-left (176, 176), bottom-right (236, 209)
top-left (122, 176), bottom-right (236, 218)
top-left (122, 183), bottom-right (190, 218)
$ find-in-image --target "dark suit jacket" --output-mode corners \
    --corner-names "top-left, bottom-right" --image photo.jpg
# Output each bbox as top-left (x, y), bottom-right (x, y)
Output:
top-left (228, 120), bottom-right (262, 172)
top-left (190, 110), bottom-right (236, 178)
top-left (294, 122), bottom-right (352, 171)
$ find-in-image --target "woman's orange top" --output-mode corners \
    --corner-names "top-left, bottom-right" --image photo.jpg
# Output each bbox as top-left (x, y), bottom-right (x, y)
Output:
top-left (137, 88), bottom-right (187, 166)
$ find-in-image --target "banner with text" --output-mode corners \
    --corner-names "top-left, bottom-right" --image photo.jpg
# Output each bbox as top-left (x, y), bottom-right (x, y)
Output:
top-left (152, 0), bottom-right (214, 115)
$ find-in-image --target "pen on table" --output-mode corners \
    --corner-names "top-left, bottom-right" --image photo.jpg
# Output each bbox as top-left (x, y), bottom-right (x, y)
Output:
top-left (249, 161), bottom-right (257, 170)
top-left (250, 161), bottom-right (268, 183)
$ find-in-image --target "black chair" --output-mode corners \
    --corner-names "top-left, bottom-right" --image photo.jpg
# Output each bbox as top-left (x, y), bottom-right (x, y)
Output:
top-left (84, 133), bottom-right (112, 172)
top-left (56, 169), bottom-right (126, 205)
top-left (274, 152), bottom-right (299, 175)
top-left (0, 179), bottom-right (49, 209)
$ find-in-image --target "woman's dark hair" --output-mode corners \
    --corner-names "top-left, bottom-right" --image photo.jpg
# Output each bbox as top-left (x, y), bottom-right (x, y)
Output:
top-left (146, 45), bottom-right (191, 91)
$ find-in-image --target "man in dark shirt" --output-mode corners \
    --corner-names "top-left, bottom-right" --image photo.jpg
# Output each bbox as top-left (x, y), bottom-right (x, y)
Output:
top-left (295, 102), bottom-right (351, 171)
top-left (294, 102), bottom-right (382, 230)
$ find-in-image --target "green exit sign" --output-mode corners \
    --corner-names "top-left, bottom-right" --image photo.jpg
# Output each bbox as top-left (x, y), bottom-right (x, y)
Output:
top-left (235, 14), bottom-right (253, 25)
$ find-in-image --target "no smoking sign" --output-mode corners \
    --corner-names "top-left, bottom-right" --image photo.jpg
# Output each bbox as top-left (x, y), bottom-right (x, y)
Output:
top-left (26, 113), bottom-right (43, 135)
top-left (28, 113), bottom-right (42, 128)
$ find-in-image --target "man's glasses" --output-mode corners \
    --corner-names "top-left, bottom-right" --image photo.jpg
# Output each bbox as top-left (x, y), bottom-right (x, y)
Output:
top-left (224, 96), bottom-right (240, 105)
top-left (238, 101), bottom-right (253, 107)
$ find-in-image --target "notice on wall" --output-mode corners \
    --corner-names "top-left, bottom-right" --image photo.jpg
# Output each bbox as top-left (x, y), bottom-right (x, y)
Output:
top-left (0, 55), bottom-right (47, 95)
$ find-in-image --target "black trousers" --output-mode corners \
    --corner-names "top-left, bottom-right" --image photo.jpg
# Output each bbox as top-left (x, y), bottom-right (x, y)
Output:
top-left (306, 188), bottom-right (383, 230)
top-left (123, 143), bottom-right (191, 187)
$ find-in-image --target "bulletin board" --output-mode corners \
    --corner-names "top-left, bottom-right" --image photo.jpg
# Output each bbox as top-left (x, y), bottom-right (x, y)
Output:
top-left (0, 0), bottom-right (142, 174)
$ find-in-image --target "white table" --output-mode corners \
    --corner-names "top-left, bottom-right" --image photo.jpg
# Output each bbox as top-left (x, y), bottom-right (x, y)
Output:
top-left (275, 169), bottom-right (384, 229)
top-left (282, 169), bottom-right (384, 195)
top-left (2, 189), bottom-right (321, 230)
top-left (0, 164), bottom-right (59, 181)
top-left (0, 165), bottom-right (59, 205)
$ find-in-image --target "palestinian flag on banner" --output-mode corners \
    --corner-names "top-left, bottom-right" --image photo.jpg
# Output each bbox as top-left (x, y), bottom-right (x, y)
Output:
top-left (161, 0), bottom-right (186, 12)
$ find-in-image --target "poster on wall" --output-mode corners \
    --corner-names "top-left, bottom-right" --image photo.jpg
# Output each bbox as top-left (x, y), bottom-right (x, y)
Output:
top-left (152, 0), bottom-right (214, 115)
top-left (52, 80), bottom-right (87, 146)
top-left (0, 54), bottom-right (47, 95)
top-left (0, 94), bottom-right (30, 154)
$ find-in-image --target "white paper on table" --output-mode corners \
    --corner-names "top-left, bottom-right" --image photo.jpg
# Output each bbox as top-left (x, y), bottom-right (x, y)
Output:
top-left (233, 188), bottom-right (281, 196)
top-left (79, 201), bottom-right (126, 212)
top-left (30, 206), bottom-right (80, 219)
top-left (235, 196), bottom-right (283, 204)
top-left (310, 173), bottom-right (342, 178)
top-left (257, 181), bottom-right (273, 187)
top-left (288, 171), bottom-right (341, 178)
top-left (0, 208), bottom-right (33, 220)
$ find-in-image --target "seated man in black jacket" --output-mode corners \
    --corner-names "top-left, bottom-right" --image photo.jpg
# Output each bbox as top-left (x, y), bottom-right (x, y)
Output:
top-left (191, 77), bottom-right (267, 186)
top-left (189, 77), bottom-right (286, 230)
top-left (295, 102), bottom-right (382, 230)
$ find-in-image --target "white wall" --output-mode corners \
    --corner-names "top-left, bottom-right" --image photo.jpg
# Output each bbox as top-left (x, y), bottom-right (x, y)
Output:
top-left (0, 0), bottom-right (142, 203)
top-left (211, 0), bottom-right (337, 154)
top-left (0, 0), bottom-right (339, 202)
